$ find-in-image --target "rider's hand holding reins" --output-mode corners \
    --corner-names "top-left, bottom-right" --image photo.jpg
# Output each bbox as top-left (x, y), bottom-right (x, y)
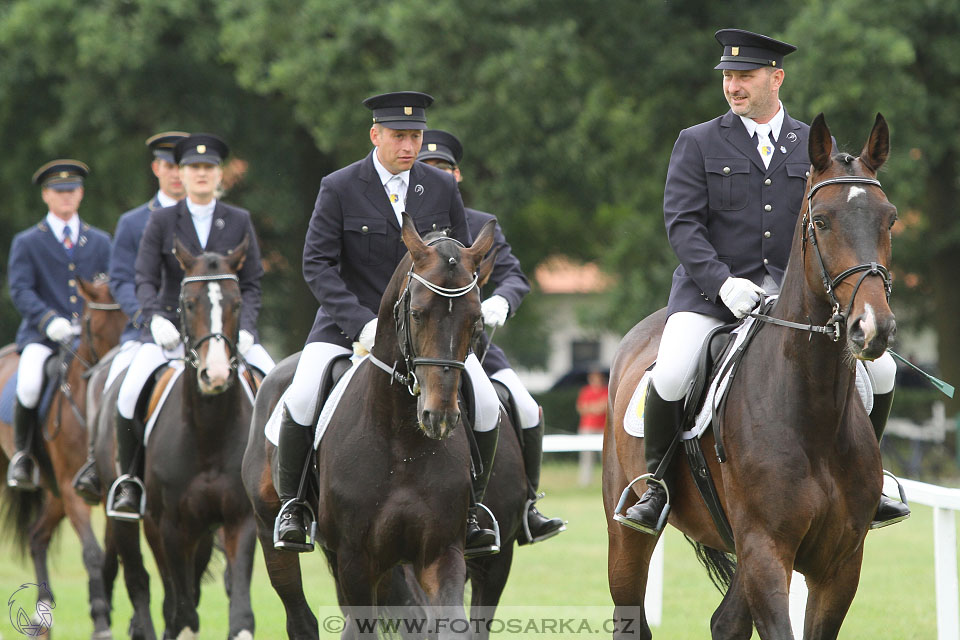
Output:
top-left (481, 295), bottom-right (509, 327)
top-left (45, 316), bottom-right (73, 343)
top-left (237, 329), bottom-right (254, 355)
top-left (719, 277), bottom-right (765, 319)
top-left (151, 315), bottom-right (180, 350)
top-left (354, 318), bottom-right (377, 357)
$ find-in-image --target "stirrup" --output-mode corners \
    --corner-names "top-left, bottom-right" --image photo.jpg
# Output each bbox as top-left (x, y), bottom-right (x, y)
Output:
top-left (106, 474), bottom-right (147, 521)
top-left (464, 503), bottom-right (501, 560)
top-left (273, 498), bottom-right (318, 553)
top-left (613, 474), bottom-right (671, 535)
top-left (6, 451), bottom-right (41, 490)
top-left (870, 470), bottom-right (910, 530)
top-left (521, 492), bottom-right (567, 545)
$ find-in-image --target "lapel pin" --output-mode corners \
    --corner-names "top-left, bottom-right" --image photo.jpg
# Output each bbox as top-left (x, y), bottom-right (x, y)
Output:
top-left (414, 184), bottom-right (424, 196)
top-left (215, 218), bottom-right (225, 229)
top-left (780, 146), bottom-right (786, 154)
top-left (787, 132), bottom-right (797, 142)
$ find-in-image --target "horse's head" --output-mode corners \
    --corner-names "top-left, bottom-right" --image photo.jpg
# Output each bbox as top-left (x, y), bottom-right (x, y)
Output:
top-left (803, 113), bottom-right (898, 360)
top-left (389, 214), bottom-right (497, 440)
top-left (76, 275), bottom-right (125, 363)
top-left (173, 235), bottom-right (248, 395)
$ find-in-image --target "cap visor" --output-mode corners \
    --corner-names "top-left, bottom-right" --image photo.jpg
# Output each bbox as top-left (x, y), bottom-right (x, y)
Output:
top-left (179, 153), bottom-right (222, 166)
top-left (378, 120), bottom-right (427, 131)
top-left (418, 151), bottom-right (456, 165)
top-left (48, 181), bottom-right (82, 192)
top-left (715, 61), bottom-right (769, 70)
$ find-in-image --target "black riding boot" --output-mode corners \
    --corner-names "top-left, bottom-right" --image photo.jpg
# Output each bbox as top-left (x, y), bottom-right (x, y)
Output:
top-left (466, 424), bottom-right (499, 558)
top-left (72, 420), bottom-right (101, 505)
top-left (110, 413), bottom-right (145, 519)
top-left (518, 418), bottom-right (565, 545)
top-left (8, 400), bottom-right (39, 490)
top-left (870, 390), bottom-right (910, 528)
top-left (274, 405), bottom-right (316, 552)
top-left (620, 385), bottom-right (683, 534)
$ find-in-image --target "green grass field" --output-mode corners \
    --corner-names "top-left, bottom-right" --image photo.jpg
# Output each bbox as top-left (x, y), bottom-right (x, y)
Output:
top-left (0, 462), bottom-right (950, 639)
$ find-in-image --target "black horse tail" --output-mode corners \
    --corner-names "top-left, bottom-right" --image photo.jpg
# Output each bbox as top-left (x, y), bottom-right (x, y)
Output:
top-left (0, 480), bottom-right (46, 558)
top-left (685, 535), bottom-right (737, 593)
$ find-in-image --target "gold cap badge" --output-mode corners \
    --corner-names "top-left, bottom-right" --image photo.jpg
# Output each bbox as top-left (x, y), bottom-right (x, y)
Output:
top-left (404, 107), bottom-right (413, 116)
top-left (428, 144), bottom-right (437, 151)
top-left (60, 171), bottom-right (69, 178)
top-left (731, 47), bottom-right (739, 56)
top-left (197, 144), bottom-right (206, 154)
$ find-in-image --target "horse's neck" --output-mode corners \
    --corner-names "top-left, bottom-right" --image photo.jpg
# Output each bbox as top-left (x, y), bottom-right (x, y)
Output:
top-left (368, 336), bottom-right (422, 439)
top-left (182, 367), bottom-right (244, 439)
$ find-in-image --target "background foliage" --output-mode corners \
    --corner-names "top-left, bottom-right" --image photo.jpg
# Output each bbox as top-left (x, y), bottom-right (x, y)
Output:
top-left (0, 0), bottom-right (956, 413)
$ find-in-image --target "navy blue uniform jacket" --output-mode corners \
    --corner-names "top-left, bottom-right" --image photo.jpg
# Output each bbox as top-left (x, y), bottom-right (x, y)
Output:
top-left (135, 200), bottom-right (263, 340)
top-left (465, 207), bottom-right (530, 376)
top-left (664, 108), bottom-right (812, 321)
top-left (8, 219), bottom-right (111, 351)
top-left (302, 151), bottom-right (470, 347)
top-left (110, 195), bottom-right (162, 342)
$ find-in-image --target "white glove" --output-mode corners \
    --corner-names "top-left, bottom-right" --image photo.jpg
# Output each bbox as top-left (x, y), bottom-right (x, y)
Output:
top-left (150, 315), bottom-right (181, 350)
top-left (481, 295), bottom-right (510, 327)
top-left (238, 329), bottom-right (254, 355)
top-left (719, 277), bottom-right (765, 319)
top-left (354, 318), bottom-right (378, 356)
top-left (45, 317), bottom-right (73, 343)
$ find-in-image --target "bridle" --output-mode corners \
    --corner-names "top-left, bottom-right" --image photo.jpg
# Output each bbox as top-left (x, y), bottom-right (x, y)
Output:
top-left (369, 238), bottom-right (479, 396)
top-left (751, 175), bottom-right (892, 341)
top-left (82, 301), bottom-right (122, 364)
top-left (178, 273), bottom-right (240, 370)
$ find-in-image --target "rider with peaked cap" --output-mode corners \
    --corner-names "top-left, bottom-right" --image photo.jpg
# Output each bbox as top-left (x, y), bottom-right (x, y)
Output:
top-left (7, 160), bottom-right (111, 490)
top-left (618, 29), bottom-right (906, 535)
top-left (73, 130), bottom-right (189, 503)
top-left (274, 91), bottom-right (503, 557)
top-left (107, 133), bottom-right (274, 519)
top-left (419, 128), bottom-right (566, 545)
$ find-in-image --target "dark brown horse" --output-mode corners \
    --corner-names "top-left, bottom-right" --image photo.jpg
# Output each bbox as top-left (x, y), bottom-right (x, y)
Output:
top-left (0, 277), bottom-right (125, 639)
top-left (96, 236), bottom-right (257, 639)
top-left (243, 214), bottom-right (497, 638)
top-left (603, 114), bottom-right (897, 640)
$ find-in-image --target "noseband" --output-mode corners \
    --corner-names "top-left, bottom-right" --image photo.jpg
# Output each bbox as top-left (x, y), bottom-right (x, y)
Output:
top-left (178, 273), bottom-right (240, 370)
top-left (801, 176), bottom-right (892, 340)
top-left (369, 238), bottom-right (479, 396)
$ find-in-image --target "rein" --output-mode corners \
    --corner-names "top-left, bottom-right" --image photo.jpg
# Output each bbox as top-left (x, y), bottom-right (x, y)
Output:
top-left (178, 273), bottom-right (241, 370)
top-left (749, 175), bottom-right (892, 341)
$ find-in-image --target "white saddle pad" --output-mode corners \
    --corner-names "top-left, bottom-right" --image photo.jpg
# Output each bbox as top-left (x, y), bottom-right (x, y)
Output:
top-left (623, 315), bottom-right (874, 441)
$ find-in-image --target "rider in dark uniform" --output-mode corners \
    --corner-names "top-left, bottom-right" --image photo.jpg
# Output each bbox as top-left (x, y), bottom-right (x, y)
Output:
top-left (7, 160), bottom-right (111, 489)
top-left (418, 129), bottom-right (566, 544)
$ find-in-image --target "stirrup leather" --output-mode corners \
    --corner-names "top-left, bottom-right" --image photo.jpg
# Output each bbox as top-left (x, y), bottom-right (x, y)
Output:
top-left (106, 474), bottom-right (147, 521)
top-left (613, 474), bottom-right (671, 535)
top-left (464, 503), bottom-right (501, 560)
top-left (6, 451), bottom-right (41, 490)
top-left (273, 498), bottom-right (318, 553)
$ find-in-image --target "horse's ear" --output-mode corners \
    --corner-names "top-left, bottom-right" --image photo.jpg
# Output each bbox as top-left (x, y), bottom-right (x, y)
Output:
top-left (76, 278), bottom-right (93, 302)
top-left (476, 245), bottom-right (501, 288)
top-left (809, 113), bottom-right (833, 173)
top-left (400, 213), bottom-right (429, 263)
top-left (859, 112), bottom-right (889, 174)
top-left (226, 234), bottom-right (249, 273)
top-left (173, 236), bottom-right (198, 272)
top-left (465, 219), bottom-right (497, 266)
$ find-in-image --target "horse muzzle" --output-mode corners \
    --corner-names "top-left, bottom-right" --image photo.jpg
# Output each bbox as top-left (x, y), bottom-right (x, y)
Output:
top-left (418, 408), bottom-right (460, 440)
top-left (848, 303), bottom-right (896, 361)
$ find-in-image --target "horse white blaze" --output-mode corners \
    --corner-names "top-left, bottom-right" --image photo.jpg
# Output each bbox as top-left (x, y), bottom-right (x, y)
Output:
top-left (861, 302), bottom-right (878, 347)
top-left (175, 628), bottom-right (198, 640)
top-left (847, 185), bottom-right (866, 202)
top-left (205, 282), bottom-right (231, 382)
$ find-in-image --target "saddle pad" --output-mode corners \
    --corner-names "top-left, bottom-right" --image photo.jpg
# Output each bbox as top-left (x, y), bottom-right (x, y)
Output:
top-left (0, 372), bottom-right (16, 424)
top-left (263, 355), bottom-right (364, 448)
top-left (623, 370), bottom-right (652, 438)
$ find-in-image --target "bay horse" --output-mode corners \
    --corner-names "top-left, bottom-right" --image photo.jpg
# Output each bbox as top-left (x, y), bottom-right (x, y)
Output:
top-left (242, 213), bottom-right (497, 638)
top-left (0, 276), bottom-right (125, 639)
top-left (603, 113), bottom-right (897, 640)
top-left (102, 236), bottom-right (257, 639)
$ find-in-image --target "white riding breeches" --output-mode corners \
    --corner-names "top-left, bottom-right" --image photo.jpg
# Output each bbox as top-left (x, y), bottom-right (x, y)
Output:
top-left (243, 343), bottom-right (276, 375)
top-left (104, 340), bottom-right (140, 394)
top-left (653, 310), bottom-right (898, 405)
top-left (285, 342), bottom-right (352, 426)
top-left (16, 343), bottom-right (54, 408)
top-left (116, 342), bottom-right (183, 419)
top-left (490, 367), bottom-right (540, 429)
top-left (464, 353), bottom-right (500, 432)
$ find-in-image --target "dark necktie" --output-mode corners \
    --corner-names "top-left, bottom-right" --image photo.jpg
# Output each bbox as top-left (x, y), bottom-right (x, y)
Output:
top-left (62, 227), bottom-right (75, 255)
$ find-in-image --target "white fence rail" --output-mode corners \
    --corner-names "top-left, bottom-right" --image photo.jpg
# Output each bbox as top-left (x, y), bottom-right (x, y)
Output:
top-left (543, 434), bottom-right (960, 639)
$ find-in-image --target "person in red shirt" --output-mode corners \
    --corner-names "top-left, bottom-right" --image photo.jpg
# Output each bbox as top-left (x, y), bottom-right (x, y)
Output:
top-left (576, 369), bottom-right (608, 486)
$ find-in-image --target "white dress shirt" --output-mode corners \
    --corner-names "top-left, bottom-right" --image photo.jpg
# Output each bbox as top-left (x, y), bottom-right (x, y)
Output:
top-left (372, 149), bottom-right (409, 226)
top-left (186, 198), bottom-right (216, 248)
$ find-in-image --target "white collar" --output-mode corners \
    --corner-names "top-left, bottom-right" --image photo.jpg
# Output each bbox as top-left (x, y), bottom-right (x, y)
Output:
top-left (156, 190), bottom-right (179, 208)
top-left (46, 212), bottom-right (79, 240)
top-left (186, 198), bottom-right (216, 218)
top-left (740, 101), bottom-right (785, 141)
top-left (371, 148), bottom-right (410, 187)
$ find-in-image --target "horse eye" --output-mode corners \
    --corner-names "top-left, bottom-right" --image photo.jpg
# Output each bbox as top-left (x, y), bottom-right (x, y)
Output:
top-left (410, 309), bottom-right (423, 324)
top-left (813, 217), bottom-right (828, 230)
top-left (183, 299), bottom-right (196, 312)
top-left (888, 217), bottom-right (898, 231)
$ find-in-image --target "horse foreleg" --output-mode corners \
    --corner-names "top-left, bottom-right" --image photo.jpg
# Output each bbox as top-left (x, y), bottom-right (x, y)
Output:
top-left (111, 519), bottom-right (156, 640)
top-left (156, 518), bottom-right (201, 638)
top-left (606, 514), bottom-right (657, 640)
top-left (710, 570), bottom-right (753, 640)
top-left (27, 496), bottom-right (62, 631)
top-left (336, 549), bottom-right (379, 640)
top-left (254, 518), bottom-right (319, 639)
top-left (221, 517), bottom-right (256, 640)
top-left (802, 546), bottom-right (865, 640)
top-left (417, 547), bottom-right (468, 640)
top-left (60, 484), bottom-right (112, 638)
top-left (736, 535), bottom-right (795, 639)
top-left (468, 545), bottom-right (515, 640)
